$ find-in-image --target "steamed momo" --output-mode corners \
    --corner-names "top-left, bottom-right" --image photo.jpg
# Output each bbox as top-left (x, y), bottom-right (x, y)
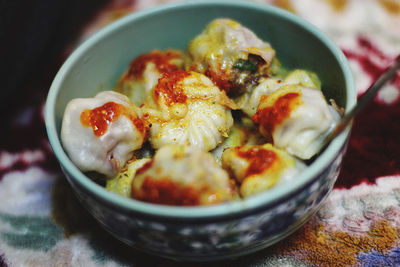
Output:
top-left (142, 70), bottom-right (237, 151)
top-left (252, 84), bottom-right (340, 159)
top-left (186, 18), bottom-right (276, 97)
top-left (222, 144), bottom-right (305, 198)
top-left (132, 144), bottom-right (236, 205)
top-left (61, 91), bottom-right (147, 177)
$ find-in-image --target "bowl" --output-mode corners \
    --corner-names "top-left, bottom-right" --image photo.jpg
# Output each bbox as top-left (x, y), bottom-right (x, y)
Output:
top-left (45, 0), bottom-right (356, 261)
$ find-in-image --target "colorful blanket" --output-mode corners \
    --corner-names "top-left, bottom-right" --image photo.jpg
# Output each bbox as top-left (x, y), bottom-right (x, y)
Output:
top-left (1, 0), bottom-right (400, 266)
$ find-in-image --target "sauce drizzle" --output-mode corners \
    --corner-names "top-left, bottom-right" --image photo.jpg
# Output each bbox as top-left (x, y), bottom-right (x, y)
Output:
top-left (133, 177), bottom-right (200, 206)
top-left (237, 147), bottom-right (278, 177)
top-left (155, 70), bottom-right (189, 106)
top-left (80, 102), bottom-right (145, 137)
top-left (126, 50), bottom-right (182, 79)
top-left (252, 92), bottom-right (302, 135)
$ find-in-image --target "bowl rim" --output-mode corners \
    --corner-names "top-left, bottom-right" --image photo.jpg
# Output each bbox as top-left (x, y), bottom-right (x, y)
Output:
top-left (45, 0), bottom-right (356, 219)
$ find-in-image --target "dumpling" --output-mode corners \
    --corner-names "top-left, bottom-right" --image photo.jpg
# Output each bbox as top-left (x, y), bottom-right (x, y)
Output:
top-left (115, 49), bottom-right (184, 106)
top-left (186, 18), bottom-right (276, 97)
top-left (235, 69), bottom-right (321, 117)
top-left (61, 91), bottom-right (147, 178)
top-left (211, 124), bottom-right (267, 165)
top-left (222, 144), bottom-right (305, 198)
top-left (142, 69), bottom-right (237, 151)
top-left (211, 125), bottom-right (248, 165)
top-left (131, 144), bottom-right (236, 206)
top-left (252, 84), bottom-right (340, 159)
top-left (106, 158), bottom-right (151, 197)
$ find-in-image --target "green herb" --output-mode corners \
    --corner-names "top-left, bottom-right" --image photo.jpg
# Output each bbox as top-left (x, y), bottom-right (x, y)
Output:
top-left (234, 59), bottom-right (257, 73)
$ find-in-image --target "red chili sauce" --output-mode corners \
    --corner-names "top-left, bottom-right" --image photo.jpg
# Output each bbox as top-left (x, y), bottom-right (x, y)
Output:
top-left (236, 147), bottom-right (278, 177)
top-left (133, 177), bottom-right (201, 206)
top-left (252, 92), bottom-right (302, 135)
top-left (80, 101), bottom-right (145, 137)
top-left (125, 50), bottom-right (182, 79)
top-left (135, 159), bottom-right (154, 176)
top-left (154, 69), bottom-right (189, 106)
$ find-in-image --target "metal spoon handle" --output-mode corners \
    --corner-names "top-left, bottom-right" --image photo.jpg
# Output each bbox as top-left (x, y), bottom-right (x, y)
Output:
top-left (322, 55), bottom-right (400, 147)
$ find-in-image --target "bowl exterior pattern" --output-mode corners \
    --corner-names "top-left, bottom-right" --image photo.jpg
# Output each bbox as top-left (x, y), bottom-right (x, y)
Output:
top-left (62, 139), bottom-right (348, 261)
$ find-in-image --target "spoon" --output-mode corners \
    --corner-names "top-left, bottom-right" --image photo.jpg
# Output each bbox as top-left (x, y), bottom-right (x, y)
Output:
top-left (319, 55), bottom-right (400, 151)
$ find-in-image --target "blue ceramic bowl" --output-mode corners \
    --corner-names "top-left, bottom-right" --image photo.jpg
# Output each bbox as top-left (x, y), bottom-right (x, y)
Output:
top-left (45, 0), bottom-right (356, 261)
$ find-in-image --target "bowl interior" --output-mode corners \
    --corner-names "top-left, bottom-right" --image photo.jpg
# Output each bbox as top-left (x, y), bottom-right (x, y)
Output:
top-left (46, 1), bottom-right (355, 218)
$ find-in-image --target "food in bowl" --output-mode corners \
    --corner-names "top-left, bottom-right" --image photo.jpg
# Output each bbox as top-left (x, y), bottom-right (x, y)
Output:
top-left (60, 18), bottom-right (341, 206)
top-left (46, 2), bottom-right (355, 260)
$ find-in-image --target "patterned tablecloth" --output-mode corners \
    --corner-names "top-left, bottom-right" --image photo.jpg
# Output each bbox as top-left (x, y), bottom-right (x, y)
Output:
top-left (1, 0), bottom-right (400, 266)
